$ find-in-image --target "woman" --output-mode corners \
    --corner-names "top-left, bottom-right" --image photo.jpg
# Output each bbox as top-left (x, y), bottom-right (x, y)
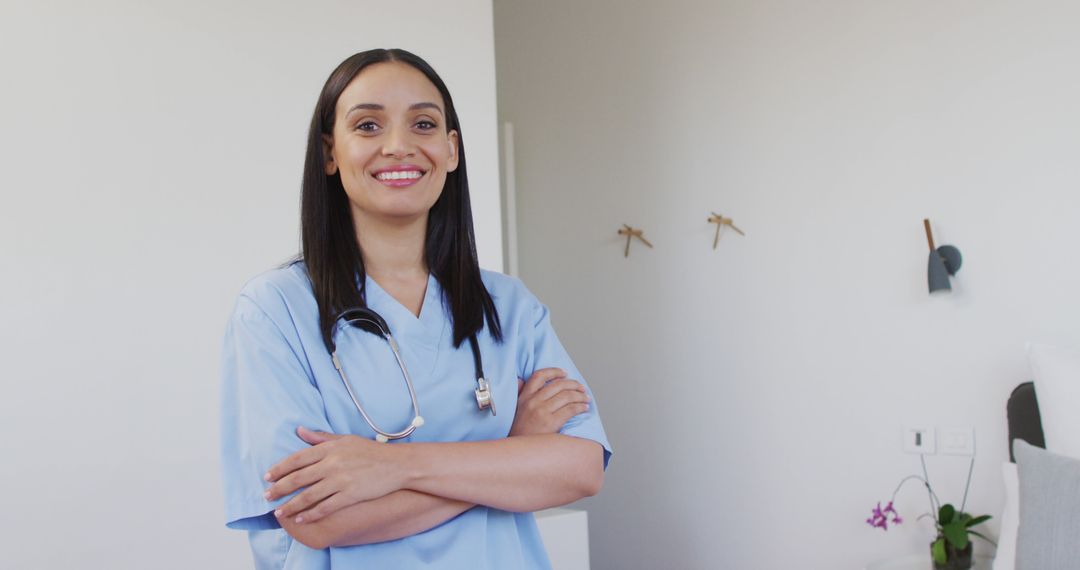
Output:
top-left (220, 49), bottom-right (611, 569)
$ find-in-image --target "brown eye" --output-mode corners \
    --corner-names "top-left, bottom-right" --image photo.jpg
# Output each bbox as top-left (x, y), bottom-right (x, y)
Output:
top-left (415, 120), bottom-right (436, 131)
top-left (355, 120), bottom-right (379, 132)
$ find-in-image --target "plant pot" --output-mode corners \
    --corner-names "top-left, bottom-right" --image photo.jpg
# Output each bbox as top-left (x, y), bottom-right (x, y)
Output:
top-left (931, 539), bottom-right (973, 570)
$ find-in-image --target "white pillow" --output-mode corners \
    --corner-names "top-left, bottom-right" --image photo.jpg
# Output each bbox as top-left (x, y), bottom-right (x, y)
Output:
top-left (1013, 440), bottom-right (1080, 569)
top-left (1027, 342), bottom-right (1080, 459)
top-left (991, 461), bottom-right (1018, 570)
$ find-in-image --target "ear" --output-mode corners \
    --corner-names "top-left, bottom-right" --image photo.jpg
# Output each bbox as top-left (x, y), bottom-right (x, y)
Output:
top-left (446, 130), bottom-right (460, 173)
top-left (322, 133), bottom-right (338, 176)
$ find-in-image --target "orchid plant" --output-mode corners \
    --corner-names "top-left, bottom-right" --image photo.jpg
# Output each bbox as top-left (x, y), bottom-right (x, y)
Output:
top-left (867, 463), bottom-right (994, 568)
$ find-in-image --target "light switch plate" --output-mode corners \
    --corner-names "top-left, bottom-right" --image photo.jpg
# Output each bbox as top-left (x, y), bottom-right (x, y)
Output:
top-left (903, 425), bottom-right (936, 454)
top-left (940, 426), bottom-right (975, 456)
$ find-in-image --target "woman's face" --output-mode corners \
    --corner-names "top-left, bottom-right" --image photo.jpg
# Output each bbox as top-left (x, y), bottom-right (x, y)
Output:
top-left (325, 61), bottom-right (459, 226)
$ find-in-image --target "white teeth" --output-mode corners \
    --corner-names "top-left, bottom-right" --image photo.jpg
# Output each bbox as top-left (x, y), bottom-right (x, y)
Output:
top-left (376, 170), bottom-right (423, 181)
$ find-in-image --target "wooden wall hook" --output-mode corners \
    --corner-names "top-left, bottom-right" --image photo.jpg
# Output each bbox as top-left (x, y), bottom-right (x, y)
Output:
top-left (707, 212), bottom-right (745, 249)
top-left (617, 224), bottom-right (653, 257)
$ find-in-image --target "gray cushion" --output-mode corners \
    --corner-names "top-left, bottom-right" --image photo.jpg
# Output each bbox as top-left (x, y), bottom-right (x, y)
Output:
top-left (1013, 439), bottom-right (1080, 570)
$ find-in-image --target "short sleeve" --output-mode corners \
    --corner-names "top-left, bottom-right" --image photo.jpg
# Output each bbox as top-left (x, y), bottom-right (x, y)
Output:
top-left (521, 296), bottom-right (612, 469)
top-left (220, 295), bottom-right (334, 530)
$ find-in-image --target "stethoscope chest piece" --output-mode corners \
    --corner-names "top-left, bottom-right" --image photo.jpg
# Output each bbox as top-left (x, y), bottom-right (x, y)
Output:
top-left (475, 377), bottom-right (496, 416)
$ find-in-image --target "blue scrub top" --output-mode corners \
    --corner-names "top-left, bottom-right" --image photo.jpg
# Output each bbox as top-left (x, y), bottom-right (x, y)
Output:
top-left (220, 262), bottom-right (611, 569)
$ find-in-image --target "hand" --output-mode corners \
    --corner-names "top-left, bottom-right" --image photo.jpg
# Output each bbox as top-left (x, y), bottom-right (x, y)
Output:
top-left (263, 427), bottom-right (405, 524)
top-left (509, 368), bottom-right (591, 437)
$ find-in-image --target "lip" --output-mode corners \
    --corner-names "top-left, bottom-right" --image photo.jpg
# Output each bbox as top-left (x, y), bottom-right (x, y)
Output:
top-left (371, 164), bottom-right (427, 188)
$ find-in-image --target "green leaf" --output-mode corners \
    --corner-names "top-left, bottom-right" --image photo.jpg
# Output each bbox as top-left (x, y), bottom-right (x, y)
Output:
top-left (965, 514), bottom-right (992, 528)
top-left (939, 504), bottom-right (956, 525)
top-left (932, 538), bottom-right (947, 564)
top-left (943, 522), bottom-right (969, 550)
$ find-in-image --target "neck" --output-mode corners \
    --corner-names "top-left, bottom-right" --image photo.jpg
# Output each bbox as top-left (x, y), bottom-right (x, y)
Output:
top-left (353, 210), bottom-right (429, 281)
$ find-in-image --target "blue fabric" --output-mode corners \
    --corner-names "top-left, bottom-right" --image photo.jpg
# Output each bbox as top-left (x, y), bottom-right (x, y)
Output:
top-left (220, 262), bottom-right (611, 569)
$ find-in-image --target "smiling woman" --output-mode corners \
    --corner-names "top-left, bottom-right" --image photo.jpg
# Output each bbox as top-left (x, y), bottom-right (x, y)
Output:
top-left (326, 62), bottom-right (459, 226)
top-left (219, 49), bottom-right (611, 570)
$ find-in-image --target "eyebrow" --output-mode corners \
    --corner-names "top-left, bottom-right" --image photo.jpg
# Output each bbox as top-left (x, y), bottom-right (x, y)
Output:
top-left (345, 102), bottom-right (444, 116)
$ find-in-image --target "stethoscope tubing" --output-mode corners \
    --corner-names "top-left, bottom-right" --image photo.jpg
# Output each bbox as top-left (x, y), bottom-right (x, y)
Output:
top-left (330, 307), bottom-right (494, 443)
top-left (331, 332), bottom-right (422, 441)
top-left (332, 312), bottom-right (425, 442)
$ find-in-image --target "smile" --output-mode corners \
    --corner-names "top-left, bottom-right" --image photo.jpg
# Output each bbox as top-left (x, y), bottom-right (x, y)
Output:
top-left (375, 170), bottom-right (423, 181)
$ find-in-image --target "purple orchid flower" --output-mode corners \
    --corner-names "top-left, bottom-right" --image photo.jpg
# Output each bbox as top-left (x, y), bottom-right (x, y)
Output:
top-left (866, 500), bottom-right (903, 531)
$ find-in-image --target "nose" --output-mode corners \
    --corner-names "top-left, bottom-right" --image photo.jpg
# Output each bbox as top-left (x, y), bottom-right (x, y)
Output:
top-left (381, 124), bottom-right (415, 159)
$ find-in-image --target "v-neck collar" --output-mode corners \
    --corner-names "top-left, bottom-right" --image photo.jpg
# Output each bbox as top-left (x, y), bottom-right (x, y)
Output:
top-left (363, 273), bottom-right (445, 348)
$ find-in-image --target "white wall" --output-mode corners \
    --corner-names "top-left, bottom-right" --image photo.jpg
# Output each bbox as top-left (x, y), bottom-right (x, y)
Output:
top-left (495, 1), bottom-right (1080, 568)
top-left (0, 1), bottom-right (500, 567)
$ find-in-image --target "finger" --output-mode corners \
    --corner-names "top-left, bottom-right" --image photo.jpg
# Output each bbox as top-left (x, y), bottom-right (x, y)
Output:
top-left (266, 462), bottom-right (324, 501)
top-left (535, 379), bottom-right (586, 402)
top-left (524, 369), bottom-right (570, 397)
top-left (293, 491), bottom-right (352, 524)
top-left (543, 389), bottom-right (591, 413)
top-left (517, 378), bottom-right (525, 395)
top-left (276, 479), bottom-right (334, 521)
top-left (265, 444), bottom-right (325, 483)
top-left (297, 426), bottom-right (341, 446)
top-left (552, 402), bottom-right (591, 426)
top-left (524, 368), bottom-right (567, 396)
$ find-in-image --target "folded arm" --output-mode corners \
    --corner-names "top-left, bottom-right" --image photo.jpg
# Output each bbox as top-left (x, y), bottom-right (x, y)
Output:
top-left (280, 433), bottom-right (602, 549)
top-left (266, 368), bottom-right (601, 548)
top-left (280, 489), bottom-right (472, 550)
top-left (402, 434), bottom-right (604, 512)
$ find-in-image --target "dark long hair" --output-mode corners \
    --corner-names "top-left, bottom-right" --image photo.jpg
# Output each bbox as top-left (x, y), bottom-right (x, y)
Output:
top-left (300, 49), bottom-right (502, 352)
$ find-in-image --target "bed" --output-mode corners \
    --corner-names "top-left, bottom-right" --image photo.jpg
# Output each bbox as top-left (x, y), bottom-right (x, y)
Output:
top-left (999, 347), bottom-right (1080, 570)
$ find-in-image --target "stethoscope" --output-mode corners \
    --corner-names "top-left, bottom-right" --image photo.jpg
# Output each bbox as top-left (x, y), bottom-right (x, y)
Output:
top-left (329, 307), bottom-right (495, 443)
